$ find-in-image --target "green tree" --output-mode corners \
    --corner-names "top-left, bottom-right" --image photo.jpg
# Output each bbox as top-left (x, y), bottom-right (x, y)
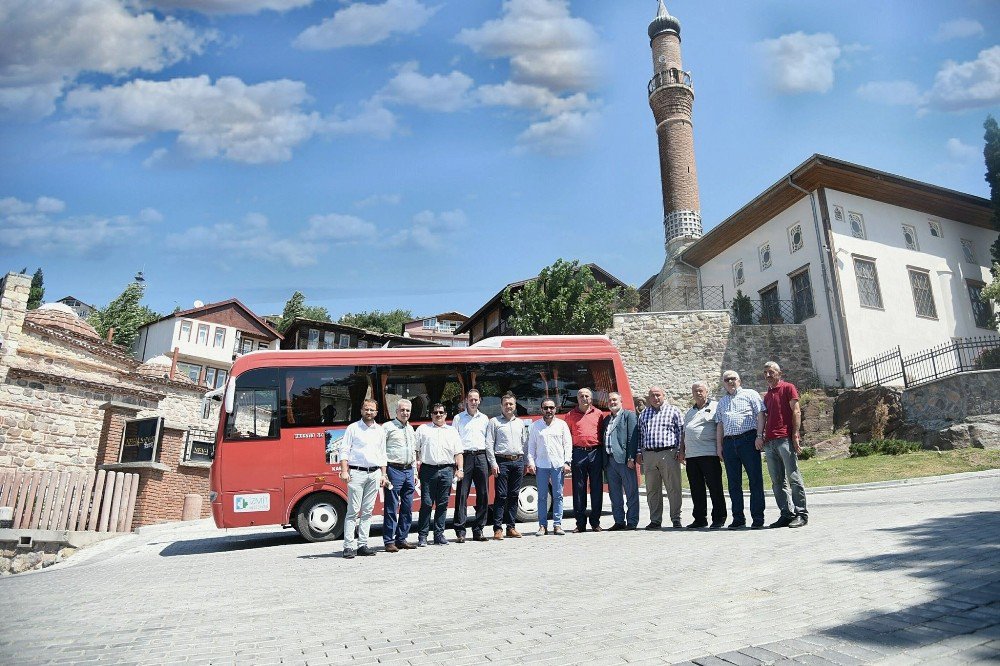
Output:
top-left (502, 259), bottom-right (621, 335)
top-left (89, 280), bottom-right (159, 347)
top-left (276, 291), bottom-right (305, 333)
top-left (27, 268), bottom-right (44, 309)
top-left (982, 115), bottom-right (1000, 328)
top-left (301, 305), bottom-right (332, 323)
top-left (338, 309), bottom-right (413, 335)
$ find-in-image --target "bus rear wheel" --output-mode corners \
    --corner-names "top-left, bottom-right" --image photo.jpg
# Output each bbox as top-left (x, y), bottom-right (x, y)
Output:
top-left (294, 493), bottom-right (346, 542)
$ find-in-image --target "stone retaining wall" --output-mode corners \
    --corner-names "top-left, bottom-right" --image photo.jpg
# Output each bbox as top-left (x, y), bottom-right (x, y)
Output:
top-left (900, 370), bottom-right (1000, 423)
top-left (608, 310), bottom-right (819, 406)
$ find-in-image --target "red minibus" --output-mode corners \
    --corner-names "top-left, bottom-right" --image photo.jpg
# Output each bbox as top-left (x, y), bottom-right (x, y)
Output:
top-left (206, 335), bottom-right (634, 541)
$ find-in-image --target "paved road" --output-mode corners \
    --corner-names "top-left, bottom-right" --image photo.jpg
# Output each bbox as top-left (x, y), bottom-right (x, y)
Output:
top-left (2, 472), bottom-right (999, 665)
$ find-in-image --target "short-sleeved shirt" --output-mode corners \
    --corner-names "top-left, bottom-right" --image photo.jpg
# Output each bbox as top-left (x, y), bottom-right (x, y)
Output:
top-left (683, 400), bottom-right (718, 458)
top-left (564, 406), bottom-right (604, 448)
top-left (715, 388), bottom-right (766, 437)
top-left (763, 380), bottom-right (800, 441)
top-left (416, 423), bottom-right (462, 466)
top-left (637, 404), bottom-right (683, 451)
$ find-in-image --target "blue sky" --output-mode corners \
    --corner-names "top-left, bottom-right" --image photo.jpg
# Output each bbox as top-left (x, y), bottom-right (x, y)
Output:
top-left (1, 0), bottom-right (997, 320)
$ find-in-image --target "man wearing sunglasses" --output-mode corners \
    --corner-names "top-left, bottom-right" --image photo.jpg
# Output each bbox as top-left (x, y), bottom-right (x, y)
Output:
top-left (415, 404), bottom-right (464, 546)
top-left (715, 371), bottom-right (767, 530)
top-left (526, 398), bottom-right (572, 536)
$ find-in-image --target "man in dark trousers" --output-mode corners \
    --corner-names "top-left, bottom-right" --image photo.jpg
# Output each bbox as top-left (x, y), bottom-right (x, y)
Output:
top-left (599, 391), bottom-right (640, 530)
top-left (565, 387), bottom-right (606, 532)
top-left (452, 388), bottom-right (492, 542)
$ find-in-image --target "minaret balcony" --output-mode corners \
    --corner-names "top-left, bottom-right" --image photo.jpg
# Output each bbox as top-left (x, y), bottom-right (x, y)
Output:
top-left (648, 69), bottom-right (693, 96)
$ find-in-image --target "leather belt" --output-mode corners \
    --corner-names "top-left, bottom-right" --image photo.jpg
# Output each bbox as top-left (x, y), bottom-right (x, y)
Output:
top-left (495, 454), bottom-right (523, 462)
top-left (349, 465), bottom-right (380, 472)
top-left (723, 430), bottom-right (756, 441)
top-left (387, 462), bottom-right (413, 470)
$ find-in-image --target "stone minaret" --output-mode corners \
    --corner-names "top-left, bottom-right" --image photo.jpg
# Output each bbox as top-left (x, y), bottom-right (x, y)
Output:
top-left (647, 1), bottom-right (702, 311)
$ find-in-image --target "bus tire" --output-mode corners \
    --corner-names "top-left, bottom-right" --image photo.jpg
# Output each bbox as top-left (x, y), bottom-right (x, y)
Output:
top-left (516, 476), bottom-right (539, 523)
top-left (294, 492), bottom-right (346, 542)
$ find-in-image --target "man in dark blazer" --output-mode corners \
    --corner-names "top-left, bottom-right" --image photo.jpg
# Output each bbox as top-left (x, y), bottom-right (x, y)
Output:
top-left (599, 391), bottom-right (640, 530)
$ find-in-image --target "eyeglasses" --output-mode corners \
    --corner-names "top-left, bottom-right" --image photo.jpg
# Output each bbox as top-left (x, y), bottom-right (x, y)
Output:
top-left (431, 411), bottom-right (446, 415)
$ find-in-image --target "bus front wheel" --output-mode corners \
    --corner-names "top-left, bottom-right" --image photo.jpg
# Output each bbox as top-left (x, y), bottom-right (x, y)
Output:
top-left (294, 492), bottom-right (346, 542)
top-left (516, 477), bottom-right (539, 523)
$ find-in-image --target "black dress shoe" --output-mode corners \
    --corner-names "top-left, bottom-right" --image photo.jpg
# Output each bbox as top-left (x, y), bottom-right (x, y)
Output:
top-left (472, 534), bottom-right (489, 542)
top-left (769, 516), bottom-right (794, 529)
top-left (750, 523), bottom-right (765, 530)
top-left (788, 516), bottom-right (808, 528)
top-left (727, 522), bottom-right (746, 530)
top-left (343, 548), bottom-right (356, 559)
top-left (644, 522), bottom-right (662, 531)
top-left (709, 521), bottom-right (725, 529)
top-left (686, 521), bottom-right (708, 529)
top-left (625, 525), bottom-right (638, 530)
top-left (357, 546), bottom-right (377, 556)
top-left (672, 520), bottom-right (683, 529)
top-left (608, 523), bottom-right (627, 531)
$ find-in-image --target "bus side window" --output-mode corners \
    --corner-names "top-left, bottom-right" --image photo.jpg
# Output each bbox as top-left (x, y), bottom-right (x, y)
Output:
top-left (382, 365), bottom-right (465, 422)
top-left (224, 368), bottom-right (280, 440)
top-left (281, 366), bottom-right (372, 429)
top-left (550, 360), bottom-right (616, 412)
top-left (468, 362), bottom-right (549, 417)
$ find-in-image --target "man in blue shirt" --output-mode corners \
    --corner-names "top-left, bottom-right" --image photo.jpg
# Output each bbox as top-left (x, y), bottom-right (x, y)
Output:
top-left (714, 371), bottom-right (767, 529)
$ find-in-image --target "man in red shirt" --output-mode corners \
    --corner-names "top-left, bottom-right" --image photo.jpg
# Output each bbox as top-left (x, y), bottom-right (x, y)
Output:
top-left (761, 361), bottom-right (808, 528)
top-left (564, 388), bottom-right (606, 532)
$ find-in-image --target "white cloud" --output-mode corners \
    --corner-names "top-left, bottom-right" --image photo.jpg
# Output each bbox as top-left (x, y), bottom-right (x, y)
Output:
top-left (0, 196), bottom-right (154, 255)
top-left (924, 46), bottom-right (1000, 113)
top-left (148, 0), bottom-right (314, 14)
top-left (515, 110), bottom-right (598, 156)
top-left (375, 62), bottom-right (474, 112)
top-left (391, 209), bottom-right (466, 251)
top-left (855, 80), bottom-right (923, 106)
top-left (756, 32), bottom-right (843, 94)
top-left (304, 213), bottom-right (377, 243)
top-left (354, 193), bottom-right (402, 208)
top-left (166, 213), bottom-right (316, 267)
top-left (62, 75), bottom-right (396, 163)
top-left (294, 0), bottom-right (438, 50)
top-left (456, 0), bottom-right (600, 93)
top-left (946, 138), bottom-right (979, 163)
top-left (934, 18), bottom-right (985, 42)
top-left (476, 81), bottom-right (591, 116)
top-left (0, 0), bottom-right (211, 119)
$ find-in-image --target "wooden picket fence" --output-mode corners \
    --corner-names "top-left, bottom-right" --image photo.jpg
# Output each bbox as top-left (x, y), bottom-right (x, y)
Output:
top-left (0, 468), bottom-right (139, 533)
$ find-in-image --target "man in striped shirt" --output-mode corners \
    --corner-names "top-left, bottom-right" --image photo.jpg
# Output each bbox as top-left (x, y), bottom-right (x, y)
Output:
top-left (714, 371), bottom-right (767, 529)
top-left (637, 386), bottom-right (684, 530)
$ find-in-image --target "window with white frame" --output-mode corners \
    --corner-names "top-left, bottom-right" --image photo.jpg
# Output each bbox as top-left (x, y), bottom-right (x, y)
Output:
top-left (214, 327), bottom-right (226, 348)
top-left (848, 212), bottom-right (866, 239)
top-left (853, 257), bottom-right (884, 309)
top-left (257, 341), bottom-right (268, 350)
top-left (307, 328), bottom-right (319, 350)
top-left (358, 340), bottom-right (368, 349)
top-left (197, 323), bottom-right (209, 345)
top-left (928, 220), bottom-right (943, 238)
top-left (960, 239), bottom-right (976, 264)
top-left (833, 205), bottom-right (844, 222)
top-left (179, 320), bottom-right (192, 341)
top-left (901, 225), bottom-right (919, 251)
top-left (176, 362), bottom-right (202, 384)
top-left (205, 367), bottom-right (217, 388)
top-left (323, 331), bottom-right (335, 349)
top-left (422, 318), bottom-right (436, 330)
top-left (788, 224), bottom-right (803, 253)
top-left (733, 260), bottom-right (745, 287)
top-left (908, 269), bottom-right (938, 319)
top-left (759, 243), bottom-right (772, 271)
top-left (338, 333), bottom-right (350, 348)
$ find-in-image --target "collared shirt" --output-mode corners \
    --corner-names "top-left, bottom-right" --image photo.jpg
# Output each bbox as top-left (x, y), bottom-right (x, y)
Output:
top-left (486, 414), bottom-right (528, 463)
top-left (383, 418), bottom-right (417, 466)
top-left (416, 423), bottom-right (462, 466)
top-left (604, 409), bottom-right (623, 455)
top-left (716, 387), bottom-right (766, 437)
top-left (452, 410), bottom-right (490, 452)
top-left (637, 404), bottom-right (683, 451)
top-left (764, 380), bottom-right (799, 441)
top-left (564, 405), bottom-right (604, 447)
top-left (338, 420), bottom-right (387, 468)
top-left (527, 418), bottom-right (572, 469)
top-left (683, 400), bottom-right (718, 458)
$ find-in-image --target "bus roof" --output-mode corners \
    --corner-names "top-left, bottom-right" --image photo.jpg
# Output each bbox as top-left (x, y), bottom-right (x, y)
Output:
top-left (228, 335), bottom-right (622, 376)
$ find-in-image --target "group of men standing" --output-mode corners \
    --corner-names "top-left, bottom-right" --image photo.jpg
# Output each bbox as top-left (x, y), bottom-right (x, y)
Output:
top-left (336, 361), bottom-right (809, 558)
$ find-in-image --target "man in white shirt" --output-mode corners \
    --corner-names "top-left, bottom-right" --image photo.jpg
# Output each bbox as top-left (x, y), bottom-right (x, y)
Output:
top-left (338, 398), bottom-right (387, 559)
top-left (451, 388), bottom-right (492, 543)
top-left (415, 403), bottom-right (465, 546)
top-left (526, 397), bottom-right (572, 536)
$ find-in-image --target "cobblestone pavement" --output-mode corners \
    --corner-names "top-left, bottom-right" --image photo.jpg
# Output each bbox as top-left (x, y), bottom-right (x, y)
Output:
top-left (1, 472), bottom-right (998, 665)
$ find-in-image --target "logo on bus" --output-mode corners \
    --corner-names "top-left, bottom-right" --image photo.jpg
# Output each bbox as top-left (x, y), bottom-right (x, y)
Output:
top-left (234, 493), bottom-right (270, 513)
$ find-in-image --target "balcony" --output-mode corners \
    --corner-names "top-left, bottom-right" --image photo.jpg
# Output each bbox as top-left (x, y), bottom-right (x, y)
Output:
top-left (648, 68), bottom-right (693, 96)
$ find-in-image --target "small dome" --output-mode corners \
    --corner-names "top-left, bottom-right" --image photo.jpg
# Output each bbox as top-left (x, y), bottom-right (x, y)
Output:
top-left (26, 303), bottom-right (100, 339)
top-left (136, 355), bottom-right (196, 384)
top-left (648, 1), bottom-right (681, 40)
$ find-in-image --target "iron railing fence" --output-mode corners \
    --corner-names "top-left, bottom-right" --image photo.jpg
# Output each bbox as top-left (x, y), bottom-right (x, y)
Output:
top-left (850, 336), bottom-right (1000, 389)
top-left (728, 299), bottom-right (798, 325)
top-left (636, 285), bottom-right (725, 313)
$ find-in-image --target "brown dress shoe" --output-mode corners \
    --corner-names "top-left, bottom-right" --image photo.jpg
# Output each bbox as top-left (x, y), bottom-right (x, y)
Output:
top-left (493, 529), bottom-right (504, 540)
top-left (506, 527), bottom-right (522, 538)
top-left (396, 541), bottom-right (417, 550)
top-left (383, 543), bottom-right (399, 553)
top-left (456, 535), bottom-right (466, 543)
top-left (591, 525), bottom-right (603, 532)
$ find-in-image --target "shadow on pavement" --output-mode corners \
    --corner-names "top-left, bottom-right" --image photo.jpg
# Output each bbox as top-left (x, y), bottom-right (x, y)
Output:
top-left (816, 510), bottom-right (1000, 659)
top-left (158, 530), bottom-right (302, 556)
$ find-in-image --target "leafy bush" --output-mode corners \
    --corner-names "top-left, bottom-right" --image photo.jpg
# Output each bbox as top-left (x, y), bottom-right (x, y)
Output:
top-left (731, 290), bottom-right (753, 325)
top-left (798, 446), bottom-right (817, 460)
top-left (973, 346), bottom-right (1000, 370)
top-left (849, 439), bottom-right (921, 457)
